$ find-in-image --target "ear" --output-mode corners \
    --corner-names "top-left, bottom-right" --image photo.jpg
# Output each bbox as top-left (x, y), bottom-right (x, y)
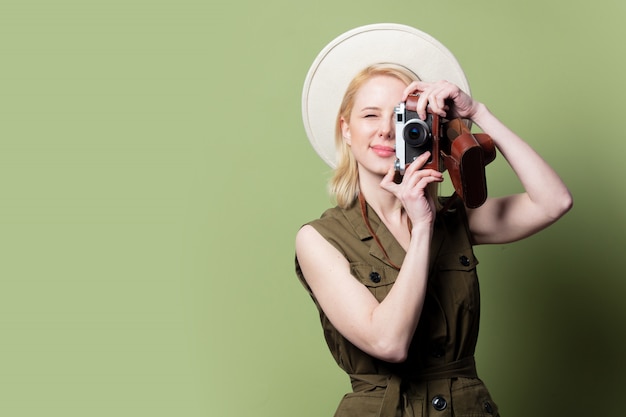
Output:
top-left (340, 117), bottom-right (351, 145)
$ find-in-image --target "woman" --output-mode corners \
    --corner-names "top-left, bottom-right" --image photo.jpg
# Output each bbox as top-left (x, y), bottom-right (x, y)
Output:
top-left (296, 24), bottom-right (572, 417)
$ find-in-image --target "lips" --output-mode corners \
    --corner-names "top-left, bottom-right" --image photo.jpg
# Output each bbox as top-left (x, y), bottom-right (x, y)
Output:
top-left (371, 145), bottom-right (395, 157)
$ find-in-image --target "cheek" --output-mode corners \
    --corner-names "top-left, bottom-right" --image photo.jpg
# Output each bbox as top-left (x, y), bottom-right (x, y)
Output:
top-left (348, 122), bottom-right (370, 139)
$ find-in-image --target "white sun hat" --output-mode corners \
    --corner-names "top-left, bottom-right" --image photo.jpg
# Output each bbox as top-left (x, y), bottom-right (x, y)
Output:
top-left (301, 23), bottom-right (471, 168)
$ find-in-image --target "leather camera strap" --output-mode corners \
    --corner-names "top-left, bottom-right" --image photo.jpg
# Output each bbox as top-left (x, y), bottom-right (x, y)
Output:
top-left (358, 192), bottom-right (404, 270)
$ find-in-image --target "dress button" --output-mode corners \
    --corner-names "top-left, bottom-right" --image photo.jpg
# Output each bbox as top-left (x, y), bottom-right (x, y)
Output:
top-left (459, 255), bottom-right (470, 266)
top-left (431, 396), bottom-right (447, 411)
top-left (369, 272), bottom-right (381, 283)
top-left (484, 401), bottom-right (494, 414)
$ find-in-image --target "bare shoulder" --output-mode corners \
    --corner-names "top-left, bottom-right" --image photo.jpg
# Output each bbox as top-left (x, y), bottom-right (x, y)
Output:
top-left (295, 224), bottom-right (325, 261)
top-left (296, 224), bottom-right (348, 280)
top-left (295, 224), bottom-right (320, 247)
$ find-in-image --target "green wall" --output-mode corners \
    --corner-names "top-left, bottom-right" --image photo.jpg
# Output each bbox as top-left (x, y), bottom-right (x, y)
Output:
top-left (1, 0), bottom-right (625, 416)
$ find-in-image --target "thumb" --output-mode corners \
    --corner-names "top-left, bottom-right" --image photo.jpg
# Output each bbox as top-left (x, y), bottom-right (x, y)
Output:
top-left (380, 164), bottom-right (399, 192)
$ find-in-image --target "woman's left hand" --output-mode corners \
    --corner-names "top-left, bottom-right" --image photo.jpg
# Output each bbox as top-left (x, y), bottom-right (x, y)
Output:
top-left (402, 80), bottom-right (479, 121)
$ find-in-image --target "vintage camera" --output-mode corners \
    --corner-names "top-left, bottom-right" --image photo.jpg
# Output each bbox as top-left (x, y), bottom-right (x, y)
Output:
top-left (394, 94), bottom-right (442, 174)
top-left (393, 94), bottom-right (497, 208)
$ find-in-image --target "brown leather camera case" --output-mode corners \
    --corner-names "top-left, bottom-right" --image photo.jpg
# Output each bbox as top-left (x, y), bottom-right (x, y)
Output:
top-left (442, 119), bottom-right (496, 208)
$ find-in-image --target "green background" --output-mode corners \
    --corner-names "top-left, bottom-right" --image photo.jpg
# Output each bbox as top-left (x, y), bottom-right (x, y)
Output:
top-left (1, 0), bottom-right (624, 416)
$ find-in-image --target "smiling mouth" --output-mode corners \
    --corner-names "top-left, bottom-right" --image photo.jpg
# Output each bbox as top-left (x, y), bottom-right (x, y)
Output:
top-left (371, 145), bottom-right (396, 157)
top-left (371, 145), bottom-right (395, 152)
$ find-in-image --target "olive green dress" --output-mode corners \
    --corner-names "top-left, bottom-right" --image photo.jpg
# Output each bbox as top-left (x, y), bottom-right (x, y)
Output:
top-left (295, 198), bottom-right (500, 417)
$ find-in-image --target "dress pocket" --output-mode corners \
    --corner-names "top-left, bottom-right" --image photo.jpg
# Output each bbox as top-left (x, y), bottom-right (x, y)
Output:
top-left (451, 377), bottom-right (500, 417)
top-left (350, 263), bottom-right (399, 302)
top-left (334, 392), bottom-right (384, 417)
top-left (334, 392), bottom-right (425, 417)
top-left (432, 250), bottom-right (480, 312)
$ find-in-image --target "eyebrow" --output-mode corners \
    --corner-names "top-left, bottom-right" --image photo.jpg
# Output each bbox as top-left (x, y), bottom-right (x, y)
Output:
top-left (358, 106), bottom-right (382, 112)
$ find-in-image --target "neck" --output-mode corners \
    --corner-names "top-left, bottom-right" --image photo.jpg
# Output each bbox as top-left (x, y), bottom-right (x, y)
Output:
top-left (358, 170), bottom-right (404, 225)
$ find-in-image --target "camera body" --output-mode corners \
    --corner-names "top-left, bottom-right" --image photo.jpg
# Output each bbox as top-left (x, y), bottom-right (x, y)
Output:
top-left (393, 94), bottom-right (497, 208)
top-left (394, 95), bottom-right (442, 174)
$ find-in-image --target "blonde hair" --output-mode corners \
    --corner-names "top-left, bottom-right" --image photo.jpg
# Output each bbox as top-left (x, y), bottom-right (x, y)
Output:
top-left (330, 64), bottom-right (439, 209)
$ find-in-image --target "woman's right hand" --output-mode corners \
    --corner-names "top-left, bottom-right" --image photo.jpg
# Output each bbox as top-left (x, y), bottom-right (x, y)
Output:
top-left (380, 152), bottom-right (443, 228)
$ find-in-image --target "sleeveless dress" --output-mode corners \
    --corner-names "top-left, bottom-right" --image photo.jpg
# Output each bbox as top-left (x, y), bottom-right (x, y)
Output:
top-left (295, 198), bottom-right (500, 417)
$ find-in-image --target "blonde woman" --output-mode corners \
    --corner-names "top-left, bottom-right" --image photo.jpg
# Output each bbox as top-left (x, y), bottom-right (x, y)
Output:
top-left (296, 24), bottom-right (572, 417)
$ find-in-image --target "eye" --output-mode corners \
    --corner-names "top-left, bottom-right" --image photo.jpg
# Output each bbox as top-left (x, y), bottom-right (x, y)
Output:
top-left (359, 107), bottom-right (381, 119)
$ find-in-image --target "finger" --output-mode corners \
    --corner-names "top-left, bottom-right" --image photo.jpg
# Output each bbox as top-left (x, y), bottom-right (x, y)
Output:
top-left (402, 81), bottom-right (427, 101)
top-left (408, 172), bottom-right (444, 197)
top-left (403, 151), bottom-right (432, 175)
top-left (409, 152), bottom-right (430, 170)
top-left (401, 83), bottom-right (415, 101)
top-left (418, 175), bottom-right (443, 197)
top-left (423, 81), bottom-right (458, 117)
top-left (416, 93), bottom-right (430, 120)
top-left (433, 96), bottom-right (448, 117)
top-left (413, 170), bottom-right (444, 187)
top-left (424, 88), bottom-right (448, 117)
top-left (402, 167), bottom-right (443, 192)
top-left (437, 82), bottom-right (463, 114)
top-left (379, 163), bottom-right (400, 192)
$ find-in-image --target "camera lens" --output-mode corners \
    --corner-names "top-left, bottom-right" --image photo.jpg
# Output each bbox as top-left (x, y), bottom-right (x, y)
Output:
top-left (403, 119), bottom-right (430, 147)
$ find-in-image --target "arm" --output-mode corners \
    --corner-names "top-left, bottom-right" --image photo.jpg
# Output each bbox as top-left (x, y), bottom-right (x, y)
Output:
top-left (296, 156), bottom-right (442, 363)
top-left (403, 80), bottom-right (573, 245)
top-left (465, 104), bottom-right (573, 244)
top-left (296, 221), bottom-right (432, 363)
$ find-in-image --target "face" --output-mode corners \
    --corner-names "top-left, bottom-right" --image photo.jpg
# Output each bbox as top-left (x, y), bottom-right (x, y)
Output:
top-left (341, 75), bottom-right (406, 176)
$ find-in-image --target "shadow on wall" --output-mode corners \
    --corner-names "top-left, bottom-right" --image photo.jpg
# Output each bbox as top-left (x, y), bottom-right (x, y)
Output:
top-left (503, 201), bottom-right (625, 416)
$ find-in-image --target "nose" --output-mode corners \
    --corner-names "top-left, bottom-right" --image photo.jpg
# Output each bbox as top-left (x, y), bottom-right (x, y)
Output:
top-left (379, 116), bottom-right (395, 140)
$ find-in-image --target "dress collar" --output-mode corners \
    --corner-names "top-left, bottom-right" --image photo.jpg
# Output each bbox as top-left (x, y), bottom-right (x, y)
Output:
top-left (342, 195), bottom-right (448, 272)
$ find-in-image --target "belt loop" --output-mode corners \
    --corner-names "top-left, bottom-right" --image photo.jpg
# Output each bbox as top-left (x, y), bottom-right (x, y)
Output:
top-left (377, 374), bottom-right (402, 417)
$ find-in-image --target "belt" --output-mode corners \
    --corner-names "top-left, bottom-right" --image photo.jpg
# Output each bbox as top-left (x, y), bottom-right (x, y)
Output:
top-left (349, 356), bottom-right (478, 417)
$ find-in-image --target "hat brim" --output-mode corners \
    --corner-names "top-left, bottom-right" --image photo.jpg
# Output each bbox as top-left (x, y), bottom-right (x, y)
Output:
top-left (302, 23), bottom-right (470, 168)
